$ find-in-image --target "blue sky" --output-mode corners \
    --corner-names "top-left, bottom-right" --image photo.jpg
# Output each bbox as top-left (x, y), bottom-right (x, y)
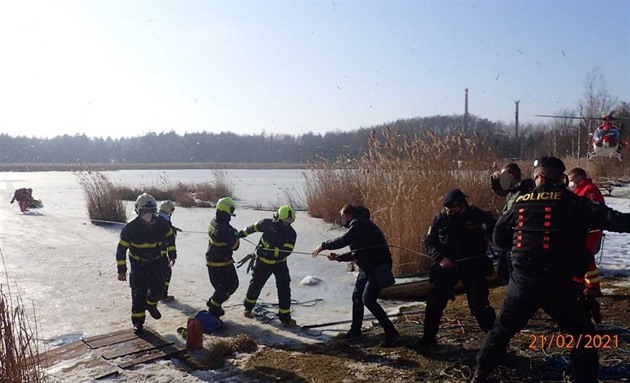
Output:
top-left (0, 1), bottom-right (628, 139)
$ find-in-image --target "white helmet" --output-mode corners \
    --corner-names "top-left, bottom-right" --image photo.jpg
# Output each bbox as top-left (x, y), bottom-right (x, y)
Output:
top-left (159, 200), bottom-right (176, 215)
top-left (135, 193), bottom-right (157, 214)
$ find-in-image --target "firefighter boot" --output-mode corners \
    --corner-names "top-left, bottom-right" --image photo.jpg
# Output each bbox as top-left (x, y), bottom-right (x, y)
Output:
top-left (147, 304), bottom-right (162, 320)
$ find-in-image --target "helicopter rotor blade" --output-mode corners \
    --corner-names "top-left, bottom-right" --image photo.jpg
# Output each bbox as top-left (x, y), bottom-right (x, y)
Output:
top-left (534, 114), bottom-right (587, 120)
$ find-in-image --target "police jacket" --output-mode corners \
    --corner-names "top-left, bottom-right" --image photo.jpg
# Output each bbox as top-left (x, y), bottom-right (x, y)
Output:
top-left (239, 218), bottom-right (297, 264)
top-left (424, 205), bottom-right (496, 265)
top-left (491, 178), bottom-right (535, 213)
top-left (320, 207), bottom-right (392, 273)
top-left (206, 211), bottom-right (240, 265)
top-left (116, 215), bottom-right (176, 274)
top-left (493, 181), bottom-right (630, 276)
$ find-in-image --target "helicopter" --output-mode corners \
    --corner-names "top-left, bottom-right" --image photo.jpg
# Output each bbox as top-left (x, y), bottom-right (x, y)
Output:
top-left (535, 111), bottom-right (629, 161)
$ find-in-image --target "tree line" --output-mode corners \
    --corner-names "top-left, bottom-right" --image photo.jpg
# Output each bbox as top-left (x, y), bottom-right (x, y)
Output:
top-left (1, 106), bottom-right (628, 165)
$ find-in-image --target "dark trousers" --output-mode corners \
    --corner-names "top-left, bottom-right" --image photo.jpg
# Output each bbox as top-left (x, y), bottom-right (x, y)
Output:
top-left (160, 256), bottom-right (172, 297)
top-left (207, 264), bottom-right (239, 307)
top-left (424, 267), bottom-right (495, 340)
top-left (350, 270), bottom-right (397, 335)
top-left (129, 263), bottom-right (164, 326)
top-left (476, 268), bottom-right (598, 381)
top-left (244, 261), bottom-right (291, 317)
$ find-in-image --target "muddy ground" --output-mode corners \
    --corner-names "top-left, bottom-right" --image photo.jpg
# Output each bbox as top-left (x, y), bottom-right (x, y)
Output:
top-left (188, 276), bottom-right (630, 383)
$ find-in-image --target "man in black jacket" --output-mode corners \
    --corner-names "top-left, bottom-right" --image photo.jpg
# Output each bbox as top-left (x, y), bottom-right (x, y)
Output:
top-left (471, 157), bottom-right (630, 383)
top-left (311, 204), bottom-right (400, 347)
top-left (419, 189), bottom-right (497, 348)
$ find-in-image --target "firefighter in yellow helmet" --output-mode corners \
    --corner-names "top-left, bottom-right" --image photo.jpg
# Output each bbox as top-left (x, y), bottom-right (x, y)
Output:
top-left (205, 197), bottom-right (240, 319)
top-left (116, 193), bottom-right (177, 334)
top-left (238, 205), bottom-right (298, 326)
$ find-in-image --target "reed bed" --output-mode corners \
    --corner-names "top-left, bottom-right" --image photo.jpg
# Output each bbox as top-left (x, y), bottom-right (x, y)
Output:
top-left (75, 170), bottom-right (127, 223)
top-left (114, 170), bottom-right (234, 208)
top-left (305, 129), bottom-right (503, 275)
top-left (1, 252), bottom-right (45, 383)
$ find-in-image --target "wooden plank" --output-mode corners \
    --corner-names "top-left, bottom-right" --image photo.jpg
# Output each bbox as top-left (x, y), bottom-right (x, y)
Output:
top-left (94, 368), bottom-right (120, 380)
top-left (101, 332), bottom-right (173, 360)
top-left (118, 344), bottom-right (186, 369)
top-left (83, 328), bottom-right (139, 349)
top-left (36, 340), bottom-right (90, 368)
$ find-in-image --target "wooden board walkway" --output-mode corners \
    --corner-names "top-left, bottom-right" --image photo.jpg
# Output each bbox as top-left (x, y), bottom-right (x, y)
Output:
top-left (35, 326), bottom-right (186, 379)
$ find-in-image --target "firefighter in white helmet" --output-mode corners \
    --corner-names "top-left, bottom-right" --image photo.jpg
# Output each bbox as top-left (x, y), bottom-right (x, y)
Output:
top-left (157, 200), bottom-right (181, 302)
top-left (116, 193), bottom-right (177, 335)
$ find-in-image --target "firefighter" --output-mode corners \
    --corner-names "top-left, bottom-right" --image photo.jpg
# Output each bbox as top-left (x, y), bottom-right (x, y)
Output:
top-left (568, 168), bottom-right (605, 298)
top-left (490, 163), bottom-right (535, 283)
top-left (116, 193), bottom-right (177, 335)
top-left (418, 189), bottom-right (497, 349)
top-left (472, 157), bottom-right (630, 383)
top-left (311, 204), bottom-right (401, 348)
top-left (157, 200), bottom-right (180, 302)
top-left (10, 188), bottom-right (33, 213)
top-left (205, 197), bottom-right (240, 319)
top-left (239, 205), bottom-right (298, 326)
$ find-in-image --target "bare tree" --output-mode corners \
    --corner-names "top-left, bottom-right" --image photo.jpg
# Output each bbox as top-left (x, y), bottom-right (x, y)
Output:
top-left (579, 68), bottom-right (617, 118)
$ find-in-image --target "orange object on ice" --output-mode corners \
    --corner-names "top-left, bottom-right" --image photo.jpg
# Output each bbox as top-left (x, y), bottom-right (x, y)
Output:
top-left (186, 318), bottom-right (203, 350)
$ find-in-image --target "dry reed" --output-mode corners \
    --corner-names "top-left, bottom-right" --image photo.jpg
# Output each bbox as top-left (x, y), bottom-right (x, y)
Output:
top-left (75, 171), bottom-right (127, 223)
top-left (305, 129), bottom-right (503, 275)
top-left (1, 251), bottom-right (45, 382)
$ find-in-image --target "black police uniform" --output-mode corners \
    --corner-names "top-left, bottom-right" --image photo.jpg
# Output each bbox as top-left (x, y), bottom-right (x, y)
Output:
top-left (320, 206), bottom-right (399, 343)
top-left (205, 210), bottom-right (240, 318)
top-left (423, 196), bottom-right (497, 344)
top-left (239, 218), bottom-right (297, 323)
top-left (474, 158), bottom-right (630, 383)
top-left (116, 215), bottom-right (176, 330)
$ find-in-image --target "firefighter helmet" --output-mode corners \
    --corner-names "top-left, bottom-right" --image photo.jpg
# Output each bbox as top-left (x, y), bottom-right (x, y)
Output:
top-left (275, 205), bottom-right (295, 223)
top-left (216, 197), bottom-right (236, 216)
top-left (159, 200), bottom-right (176, 215)
top-left (135, 193), bottom-right (157, 214)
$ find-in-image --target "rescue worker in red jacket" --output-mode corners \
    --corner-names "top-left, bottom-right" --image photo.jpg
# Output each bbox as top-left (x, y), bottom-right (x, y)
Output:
top-left (239, 205), bottom-right (298, 326)
top-left (116, 193), bottom-right (177, 335)
top-left (568, 168), bottom-right (605, 297)
top-left (10, 188), bottom-right (33, 213)
top-left (205, 197), bottom-right (240, 319)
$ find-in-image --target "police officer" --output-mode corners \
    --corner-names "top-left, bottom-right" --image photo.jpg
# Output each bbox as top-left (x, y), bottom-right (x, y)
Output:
top-left (418, 189), bottom-right (497, 348)
top-left (490, 163), bottom-right (535, 283)
top-left (239, 205), bottom-right (298, 326)
top-left (311, 204), bottom-right (401, 347)
top-left (157, 200), bottom-right (180, 302)
top-left (206, 197), bottom-right (240, 319)
top-left (472, 157), bottom-right (630, 383)
top-left (116, 193), bottom-right (177, 334)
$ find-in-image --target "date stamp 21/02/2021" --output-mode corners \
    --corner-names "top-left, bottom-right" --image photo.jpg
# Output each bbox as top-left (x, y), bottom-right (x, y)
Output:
top-left (528, 334), bottom-right (620, 350)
